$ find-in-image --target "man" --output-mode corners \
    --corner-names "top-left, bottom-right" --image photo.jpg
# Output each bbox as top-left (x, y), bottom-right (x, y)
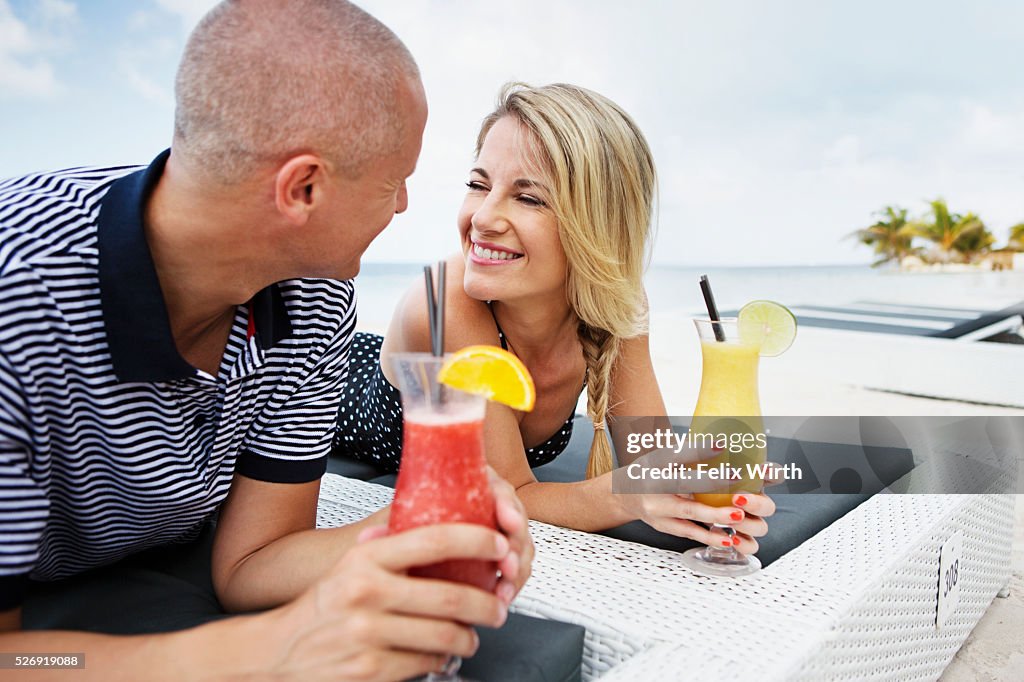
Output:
top-left (0, 1), bottom-right (535, 679)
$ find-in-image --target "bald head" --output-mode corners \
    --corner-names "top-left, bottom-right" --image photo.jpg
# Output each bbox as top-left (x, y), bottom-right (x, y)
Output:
top-left (173, 0), bottom-right (421, 184)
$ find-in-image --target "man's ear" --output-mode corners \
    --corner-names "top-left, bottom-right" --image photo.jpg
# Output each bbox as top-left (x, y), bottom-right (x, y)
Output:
top-left (274, 154), bottom-right (327, 225)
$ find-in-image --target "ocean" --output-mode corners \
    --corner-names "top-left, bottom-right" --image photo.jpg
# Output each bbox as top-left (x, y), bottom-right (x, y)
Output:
top-left (351, 262), bottom-right (1024, 331)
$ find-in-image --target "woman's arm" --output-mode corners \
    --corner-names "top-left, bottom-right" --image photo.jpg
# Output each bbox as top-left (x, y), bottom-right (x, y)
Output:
top-left (510, 333), bottom-right (678, 532)
top-left (379, 266), bottom-right (771, 547)
top-left (376, 258), bottom-right (603, 522)
top-left (500, 334), bottom-right (662, 531)
top-left (515, 333), bottom-right (773, 552)
top-left (606, 332), bottom-right (670, 455)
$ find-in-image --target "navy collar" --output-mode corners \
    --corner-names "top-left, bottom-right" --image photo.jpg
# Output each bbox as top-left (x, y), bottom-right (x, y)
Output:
top-left (97, 150), bottom-right (292, 382)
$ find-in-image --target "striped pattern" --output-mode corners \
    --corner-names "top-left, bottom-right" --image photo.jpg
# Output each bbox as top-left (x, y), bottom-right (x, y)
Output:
top-left (0, 163), bottom-right (354, 603)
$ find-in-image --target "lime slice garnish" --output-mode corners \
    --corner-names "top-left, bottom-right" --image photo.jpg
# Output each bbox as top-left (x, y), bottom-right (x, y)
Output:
top-left (737, 300), bottom-right (797, 357)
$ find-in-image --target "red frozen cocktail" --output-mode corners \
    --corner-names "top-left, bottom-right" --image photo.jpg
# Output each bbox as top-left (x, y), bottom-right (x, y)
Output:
top-left (389, 410), bottom-right (497, 590)
top-left (387, 353), bottom-right (498, 591)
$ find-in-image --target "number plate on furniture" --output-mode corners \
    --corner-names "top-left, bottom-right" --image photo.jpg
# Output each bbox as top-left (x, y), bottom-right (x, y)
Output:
top-left (936, 530), bottom-right (963, 629)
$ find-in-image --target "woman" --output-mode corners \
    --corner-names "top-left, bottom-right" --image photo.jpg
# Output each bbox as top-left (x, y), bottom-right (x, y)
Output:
top-left (333, 83), bottom-right (774, 552)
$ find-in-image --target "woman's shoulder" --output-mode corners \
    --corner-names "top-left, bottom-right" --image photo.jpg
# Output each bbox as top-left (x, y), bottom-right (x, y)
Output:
top-left (386, 253), bottom-right (501, 353)
top-left (440, 255), bottom-right (502, 350)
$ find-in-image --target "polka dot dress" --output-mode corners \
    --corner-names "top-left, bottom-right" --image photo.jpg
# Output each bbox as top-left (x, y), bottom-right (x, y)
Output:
top-left (330, 332), bottom-right (575, 473)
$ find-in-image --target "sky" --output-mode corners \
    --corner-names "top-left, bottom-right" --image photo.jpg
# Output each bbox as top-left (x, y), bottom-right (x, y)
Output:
top-left (1, 0), bottom-right (1023, 266)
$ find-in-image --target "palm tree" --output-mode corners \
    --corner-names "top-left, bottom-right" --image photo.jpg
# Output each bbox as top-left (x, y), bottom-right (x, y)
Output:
top-left (850, 206), bottom-right (916, 267)
top-left (951, 213), bottom-right (995, 261)
top-left (1009, 223), bottom-right (1024, 250)
top-left (908, 199), bottom-right (995, 263)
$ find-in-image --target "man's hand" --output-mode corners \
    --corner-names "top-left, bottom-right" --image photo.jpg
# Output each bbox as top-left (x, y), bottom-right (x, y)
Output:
top-left (354, 469), bottom-right (533, 606)
top-left (265, 523), bottom-right (513, 681)
top-left (487, 467), bottom-right (534, 605)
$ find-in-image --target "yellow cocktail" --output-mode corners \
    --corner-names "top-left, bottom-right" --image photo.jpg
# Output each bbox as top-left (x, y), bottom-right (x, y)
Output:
top-left (682, 316), bottom-right (768, 577)
top-left (690, 336), bottom-right (767, 507)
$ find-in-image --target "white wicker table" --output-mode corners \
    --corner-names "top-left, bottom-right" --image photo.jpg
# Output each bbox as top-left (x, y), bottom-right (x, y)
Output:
top-left (316, 474), bottom-right (1013, 681)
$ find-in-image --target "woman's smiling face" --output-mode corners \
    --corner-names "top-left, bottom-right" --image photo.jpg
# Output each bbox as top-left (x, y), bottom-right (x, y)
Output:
top-left (459, 116), bottom-right (567, 304)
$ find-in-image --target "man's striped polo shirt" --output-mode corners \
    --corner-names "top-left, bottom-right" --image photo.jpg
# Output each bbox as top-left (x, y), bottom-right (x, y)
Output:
top-left (0, 151), bottom-right (355, 608)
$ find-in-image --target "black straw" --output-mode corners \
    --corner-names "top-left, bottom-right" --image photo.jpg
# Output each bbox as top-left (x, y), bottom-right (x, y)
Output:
top-left (423, 263), bottom-right (446, 356)
top-left (699, 274), bottom-right (726, 342)
top-left (423, 266), bottom-right (440, 356)
top-left (436, 261), bottom-right (446, 354)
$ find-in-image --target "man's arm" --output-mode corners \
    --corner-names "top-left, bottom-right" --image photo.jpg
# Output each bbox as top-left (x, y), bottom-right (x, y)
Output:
top-left (211, 276), bottom-right (531, 611)
top-left (0, 608), bottom-right (272, 682)
top-left (210, 473), bottom-right (379, 611)
top-left (210, 469), bottom-right (533, 613)
top-left (1, 523), bottom-right (515, 681)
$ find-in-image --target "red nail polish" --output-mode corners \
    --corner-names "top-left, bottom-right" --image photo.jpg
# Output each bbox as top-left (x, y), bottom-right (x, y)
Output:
top-left (721, 539), bottom-right (732, 547)
top-left (730, 511), bottom-right (743, 522)
top-left (732, 536), bottom-right (741, 546)
top-left (735, 495), bottom-right (748, 507)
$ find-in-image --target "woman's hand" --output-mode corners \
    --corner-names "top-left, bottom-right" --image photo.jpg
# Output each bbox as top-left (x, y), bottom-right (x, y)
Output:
top-left (617, 492), bottom-right (775, 554)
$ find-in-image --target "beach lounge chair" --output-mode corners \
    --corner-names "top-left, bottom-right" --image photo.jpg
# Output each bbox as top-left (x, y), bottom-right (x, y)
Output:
top-left (318, 416), bottom-right (1015, 680)
top-left (329, 416), bottom-right (918, 568)
top-left (715, 300), bottom-right (1024, 407)
top-left (776, 300), bottom-right (1024, 342)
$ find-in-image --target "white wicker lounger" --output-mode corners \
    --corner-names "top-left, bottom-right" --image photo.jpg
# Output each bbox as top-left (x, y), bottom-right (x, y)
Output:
top-left (315, 474), bottom-right (1012, 681)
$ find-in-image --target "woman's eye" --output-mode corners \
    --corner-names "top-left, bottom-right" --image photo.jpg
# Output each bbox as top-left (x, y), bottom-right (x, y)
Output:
top-left (465, 181), bottom-right (487, 191)
top-left (518, 194), bottom-right (546, 207)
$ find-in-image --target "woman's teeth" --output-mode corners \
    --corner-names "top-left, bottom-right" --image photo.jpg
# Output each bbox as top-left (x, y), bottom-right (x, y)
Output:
top-left (473, 244), bottom-right (522, 261)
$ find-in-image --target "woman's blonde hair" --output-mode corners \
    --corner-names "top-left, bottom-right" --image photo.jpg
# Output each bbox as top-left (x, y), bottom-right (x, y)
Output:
top-left (476, 83), bottom-right (657, 478)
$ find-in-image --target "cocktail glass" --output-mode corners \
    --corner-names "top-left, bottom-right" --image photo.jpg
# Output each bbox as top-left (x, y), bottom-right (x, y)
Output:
top-left (681, 317), bottom-right (767, 577)
top-left (388, 353), bottom-right (498, 681)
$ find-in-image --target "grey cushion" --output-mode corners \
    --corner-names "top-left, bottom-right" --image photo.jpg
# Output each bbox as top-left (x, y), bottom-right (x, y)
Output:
top-left (325, 453), bottom-right (382, 480)
top-left (329, 415), bottom-right (915, 568)
top-left (536, 417), bottom-right (914, 567)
